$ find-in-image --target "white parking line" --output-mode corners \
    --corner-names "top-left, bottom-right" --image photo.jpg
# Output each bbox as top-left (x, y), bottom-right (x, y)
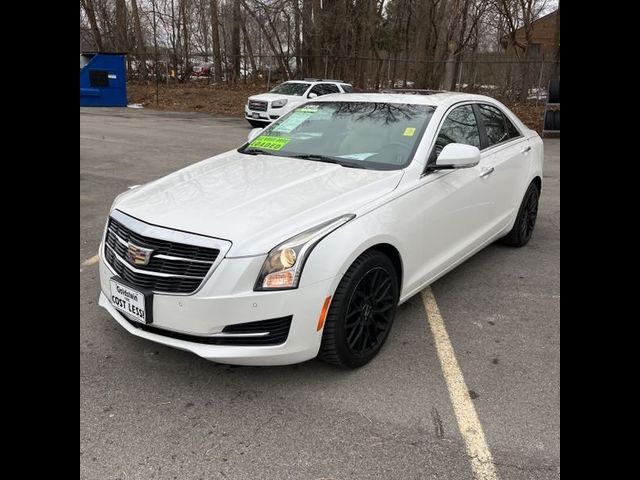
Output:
top-left (421, 287), bottom-right (499, 480)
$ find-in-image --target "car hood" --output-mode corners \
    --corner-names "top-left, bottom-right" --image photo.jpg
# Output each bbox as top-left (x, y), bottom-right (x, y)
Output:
top-left (248, 93), bottom-right (304, 102)
top-left (113, 150), bottom-right (403, 256)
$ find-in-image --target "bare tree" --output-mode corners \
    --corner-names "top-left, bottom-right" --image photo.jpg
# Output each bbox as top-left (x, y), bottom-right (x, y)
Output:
top-left (80, 0), bottom-right (104, 50)
top-left (491, 0), bottom-right (548, 99)
top-left (241, 0), bottom-right (290, 77)
top-left (229, 0), bottom-right (241, 83)
top-left (115, 0), bottom-right (128, 52)
top-left (210, 0), bottom-right (224, 82)
top-left (291, 0), bottom-right (301, 75)
top-left (180, 0), bottom-right (191, 80)
top-left (131, 0), bottom-right (147, 78)
top-left (241, 7), bottom-right (258, 81)
top-left (79, 0), bottom-right (557, 100)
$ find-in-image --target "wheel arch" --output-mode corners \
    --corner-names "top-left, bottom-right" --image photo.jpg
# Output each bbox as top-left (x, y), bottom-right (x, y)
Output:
top-left (366, 243), bottom-right (404, 293)
top-left (532, 175), bottom-right (542, 192)
top-left (302, 225), bottom-right (407, 297)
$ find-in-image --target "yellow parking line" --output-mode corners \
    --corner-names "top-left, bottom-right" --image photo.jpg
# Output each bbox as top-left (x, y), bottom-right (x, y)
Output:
top-left (81, 254), bottom-right (99, 267)
top-left (421, 287), bottom-right (500, 480)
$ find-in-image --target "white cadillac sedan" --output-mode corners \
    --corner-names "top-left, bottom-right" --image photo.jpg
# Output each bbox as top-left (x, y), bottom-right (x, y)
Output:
top-left (98, 92), bottom-right (543, 368)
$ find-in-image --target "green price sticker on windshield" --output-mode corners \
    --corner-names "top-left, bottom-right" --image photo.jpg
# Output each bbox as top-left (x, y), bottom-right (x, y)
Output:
top-left (249, 135), bottom-right (291, 151)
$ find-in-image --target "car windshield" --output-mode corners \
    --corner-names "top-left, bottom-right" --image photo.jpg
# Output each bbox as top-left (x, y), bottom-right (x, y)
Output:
top-left (239, 102), bottom-right (435, 170)
top-left (269, 82), bottom-right (311, 96)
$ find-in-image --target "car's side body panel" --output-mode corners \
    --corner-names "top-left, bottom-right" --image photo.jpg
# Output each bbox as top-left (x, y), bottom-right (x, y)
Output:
top-left (300, 98), bottom-right (543, 304)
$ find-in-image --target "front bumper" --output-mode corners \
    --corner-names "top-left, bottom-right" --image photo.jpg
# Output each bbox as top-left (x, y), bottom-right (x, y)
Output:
top-left (98, 253), bottom-right (338, 366)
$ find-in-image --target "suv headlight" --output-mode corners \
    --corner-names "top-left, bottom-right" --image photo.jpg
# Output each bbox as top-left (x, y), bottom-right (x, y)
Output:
top-left (255, 214), bottom-right (355, 291)
top-left (271, 99), bottom-right (288, 109)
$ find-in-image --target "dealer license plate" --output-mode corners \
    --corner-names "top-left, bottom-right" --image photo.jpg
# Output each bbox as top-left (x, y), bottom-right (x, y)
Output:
top-left (252, 112), bottom-right (260, 119)
top-left (109, 278), bottom-right (147, 323)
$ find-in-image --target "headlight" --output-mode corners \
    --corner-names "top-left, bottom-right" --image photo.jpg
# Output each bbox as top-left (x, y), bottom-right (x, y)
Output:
top-left (255, 214), bottom-right (355, 291)
top-left (271, 99), bottom-right (288, 108)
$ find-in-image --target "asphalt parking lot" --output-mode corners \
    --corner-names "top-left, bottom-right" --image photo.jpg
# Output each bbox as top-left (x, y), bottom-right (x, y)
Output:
top-left (80, 108), bottom-right (560, 480)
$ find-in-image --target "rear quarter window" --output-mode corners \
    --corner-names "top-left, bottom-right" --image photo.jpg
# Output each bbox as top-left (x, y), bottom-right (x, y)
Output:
top-left (505, 115), bottom-right (521, 139)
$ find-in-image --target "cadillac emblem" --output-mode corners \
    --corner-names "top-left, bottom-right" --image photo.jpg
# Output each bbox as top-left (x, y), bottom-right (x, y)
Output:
top-left (127, 242), bottom-right (154, 266)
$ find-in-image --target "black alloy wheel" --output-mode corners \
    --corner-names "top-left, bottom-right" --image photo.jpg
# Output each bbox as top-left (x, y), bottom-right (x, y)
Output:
top-left (319, 251), bottom-right (399, 368)
top-left (500, 182), bottom-right (540, 247)
top-left (520, 187), bottom-right (539, 242)
top-left (344, 267), bottom-right (396, 356)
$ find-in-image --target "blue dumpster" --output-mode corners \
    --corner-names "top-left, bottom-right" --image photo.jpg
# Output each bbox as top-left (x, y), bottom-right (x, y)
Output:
top-left (80, 52), bottom-right (127, 107)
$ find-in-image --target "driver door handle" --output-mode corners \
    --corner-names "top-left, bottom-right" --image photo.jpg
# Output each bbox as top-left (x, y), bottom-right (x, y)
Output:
top-left (479, 166), bottom-right (494, 178)
top-left (521, 146), bottom-right (532, 154)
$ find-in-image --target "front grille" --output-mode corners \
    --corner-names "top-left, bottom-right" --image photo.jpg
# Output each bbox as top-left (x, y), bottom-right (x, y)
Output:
top-left (126, 316), bottom-right (293, 346)
top-left (248, 100), bottom-right (268, 112)
top-left (104, 216), bottom-right (220, 294)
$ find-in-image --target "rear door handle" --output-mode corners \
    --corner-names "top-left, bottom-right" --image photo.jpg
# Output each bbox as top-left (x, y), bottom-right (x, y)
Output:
top-left (479, 166), bottom-right (495, 178)
top-left (521, 146), bottom-right (532, 154)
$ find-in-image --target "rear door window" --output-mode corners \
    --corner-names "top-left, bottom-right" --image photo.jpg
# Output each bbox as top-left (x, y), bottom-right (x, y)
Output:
top-left (477, 104), bottom-right (520, 147)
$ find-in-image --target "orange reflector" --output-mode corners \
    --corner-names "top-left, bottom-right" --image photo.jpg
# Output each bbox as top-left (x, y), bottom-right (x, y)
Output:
top-left (316, 295), bottom-right (332, 331)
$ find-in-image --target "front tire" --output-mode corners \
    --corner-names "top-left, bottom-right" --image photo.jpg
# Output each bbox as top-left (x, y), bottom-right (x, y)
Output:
top-left (318, 251), bottom-right (399, 368)
top-left (500, 182), bottom-right (540, 247)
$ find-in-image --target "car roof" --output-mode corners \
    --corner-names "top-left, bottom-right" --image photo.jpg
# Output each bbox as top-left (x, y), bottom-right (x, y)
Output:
top-left (311, 91), bottom-right (496, 107)
top-left (283, 79), bottom-right (349, 85)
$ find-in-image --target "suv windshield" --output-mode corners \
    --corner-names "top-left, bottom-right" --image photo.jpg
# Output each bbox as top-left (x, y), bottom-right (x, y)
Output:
top-left (269, 82), bottom-right (311, 96)
top-left (239, 102), bottom-right (435, 170)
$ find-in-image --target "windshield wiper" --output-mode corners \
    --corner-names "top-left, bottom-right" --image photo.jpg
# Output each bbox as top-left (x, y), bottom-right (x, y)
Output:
top-left (238, 147), bottom-right (276, 156)
top-left (289, 154), bottom-right (366, 169)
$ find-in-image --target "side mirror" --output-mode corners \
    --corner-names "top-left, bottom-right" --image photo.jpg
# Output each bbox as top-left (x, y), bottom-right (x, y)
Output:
top-left (308, 92), bottom-right (318, 99)
top-left (247, 127), bottom-right (263, 143)
top-left (435, 143), bottom-right (480, 169)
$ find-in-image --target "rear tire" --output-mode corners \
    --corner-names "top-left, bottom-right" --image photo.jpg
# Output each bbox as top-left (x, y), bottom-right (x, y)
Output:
top-left (500, 182), bottom-right (540, 247)
top-left (318, 251), bottom-right (399, 368)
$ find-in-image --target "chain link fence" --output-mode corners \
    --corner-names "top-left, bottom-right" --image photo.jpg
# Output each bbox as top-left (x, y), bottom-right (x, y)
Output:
top-left (125, 52), bottom-right (559, 103)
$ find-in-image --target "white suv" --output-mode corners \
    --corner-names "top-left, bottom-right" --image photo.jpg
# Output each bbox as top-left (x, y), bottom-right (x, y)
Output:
top-left (245, 79), bottom-right (353, 127)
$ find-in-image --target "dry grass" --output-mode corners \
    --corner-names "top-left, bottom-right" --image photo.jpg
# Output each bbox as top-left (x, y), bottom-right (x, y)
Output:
top-left (127, 82), bottom-right (263, 117)
top-left (507, 102), bottom-right (546, 133)
top-left (127, 82), bottom-right (546, 132)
